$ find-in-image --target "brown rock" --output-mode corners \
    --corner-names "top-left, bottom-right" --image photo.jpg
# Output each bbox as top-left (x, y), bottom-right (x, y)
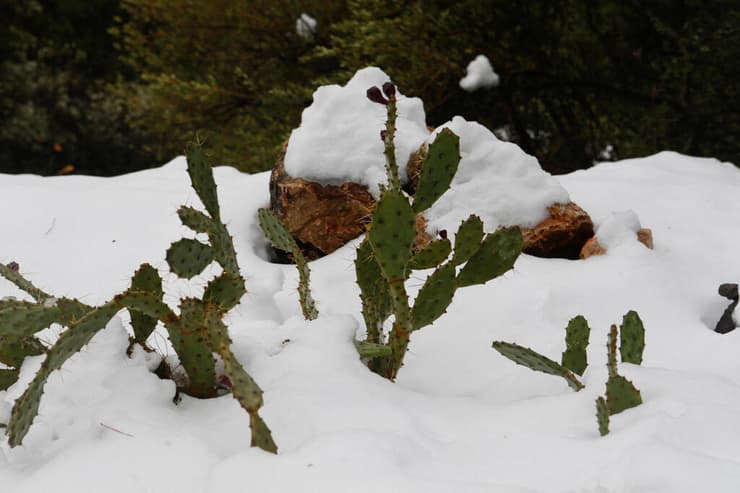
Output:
top-left (521, 203), bottom-right (595, 260)
top-left (579, 236), bottom-right (606, 259)
top-left (269, 144), bottom-right (431, 260)
top-left (637, 228), bottom-right (654, 249)
top-left (270, 144), bottom-right (375, 259)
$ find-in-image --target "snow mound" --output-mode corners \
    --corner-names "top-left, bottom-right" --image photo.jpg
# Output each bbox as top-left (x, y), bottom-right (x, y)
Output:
top-left (424, 116), bottom-right (570, 236)
top-left (284, 67), bottom-right (430, 198)
top-left (594, 210), bottom-right (642, 250)
top-left (459, 55), bottom-right (500, 91)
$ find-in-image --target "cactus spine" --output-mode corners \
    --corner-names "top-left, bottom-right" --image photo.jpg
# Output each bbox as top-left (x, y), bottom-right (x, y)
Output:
top-left (360, 82), bottom-right (522, 380)
top-left (258, 208), bottom-right (318, 320)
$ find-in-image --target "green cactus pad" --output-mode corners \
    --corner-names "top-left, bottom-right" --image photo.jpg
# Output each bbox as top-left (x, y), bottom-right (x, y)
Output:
top-left (492, 341), bottom-right (584, 391)
top-left (451, 215), bottom-right (485, 266)
top-left (408, 239), bottom-right (452, 270)
top-left (166, 238), bottom-right (215, 279)
top-left (56, 298), bottom-right (93, 325)
top-left (355, 239), bottom-right (391, 342)
top-left (605, 374), bottom-right (642, 415)
top-left (206, 312), bottom-right (277, 453)
top-left (204, 273), bottom-right (246, 313)
top-left (296, 258), bottom-right (318, 321)
top-left (177, 206), bottom-right (214, 234)
top-left (0, 263), bottom-right (52, 303)
top-left (561, 315), bottom-right (590, 376)
top-left (186, 139), bottom-right (221, 221)
top-left (596, 396), bottom-right (610, 436)
top-left (411, 263), bottom-right (457, 330)
top-left (128, 263), bottom-right (164, 343)
top-left (354, 340), bottom-right (393, 358)
top-left (115, 290), bottom-right (173, 320)
top-left (368, 190), bottom-right (416, 282)
top-left (619, 310), bottom-right (645, 364)
top-left (412, 128), bottom-right (461, 213)
top-left (0, 368), bottom-right (19, 391)
top-left (7, 302), bottom-right (120, 446)
top-left (258, 208), bottom-right (297, 252)
top-left (209, 222), bottom-right (240, 276)
top-left (167, 298), bottom-right (216, 398)
top-left (0, 335), bottom-right (46, 367)
top-left (0, 300), bottom-right (62, 337)
top-left (456, 227), bottom-right (523, 288)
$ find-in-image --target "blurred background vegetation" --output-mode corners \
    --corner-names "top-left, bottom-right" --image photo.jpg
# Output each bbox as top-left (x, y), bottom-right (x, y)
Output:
top-left (1, 0), bottom-right (738, 176)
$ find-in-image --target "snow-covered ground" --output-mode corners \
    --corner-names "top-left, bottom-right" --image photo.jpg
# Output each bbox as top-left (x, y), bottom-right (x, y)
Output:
top-left (1, 148), bottom-right (739, 492)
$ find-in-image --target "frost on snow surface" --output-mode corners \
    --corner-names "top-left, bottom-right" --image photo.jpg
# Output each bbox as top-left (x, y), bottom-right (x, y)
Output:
top-left (295, 13), bottom-right (316, 40)
top-left (2, 104), bottom-right (740, 491)
top-left (284, 67), bottom-right (430, 198)
top-left (459, 54), bottom-right (500, 91)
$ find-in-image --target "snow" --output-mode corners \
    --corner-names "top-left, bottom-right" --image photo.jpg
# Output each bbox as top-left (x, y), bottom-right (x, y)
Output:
top-left (296, 13), bottom-right (316, 40)
top-left (425, 116), bottom-right (570, 236)
top-left (2, 137), bottom-right (740, 489)
top-left (460, 55), bottom-right (500, 91)
top-left (284, 67), bottom-right (430, 198)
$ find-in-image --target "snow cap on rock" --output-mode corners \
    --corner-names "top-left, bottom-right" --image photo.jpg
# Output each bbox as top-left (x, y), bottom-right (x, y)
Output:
top-left (284, 67), bottom-right (430, 198)
top-left (424, 116), bottom-right (570, 237)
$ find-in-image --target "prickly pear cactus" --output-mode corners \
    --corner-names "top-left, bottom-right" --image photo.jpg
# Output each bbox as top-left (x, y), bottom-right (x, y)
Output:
top-left (258, 208), bottom-right (318, 320)
top-left (596, 396), bottom-right (610, 436)
top-left (128, 263), bottom-right (163, 345)
top-left (358, 81), bottom-right (523, 380)
top-left (619, 310), bottom-right (645, 364)
top-left (605, 325), bottom-right (642, 415)
top-left (561, 315), bottom-right (590, 375)
top-left (0, 335), bottom-right (46, 391)
top-left (492, 341), bottom-right (585, 391)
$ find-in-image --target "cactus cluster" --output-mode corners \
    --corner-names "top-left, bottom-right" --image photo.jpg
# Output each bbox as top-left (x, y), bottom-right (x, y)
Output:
top-left (358, 83), bottom-right (522, 379)
top-left (258, 208), bottom-right (318, 320)
top-left (492, 311), bottom-right (645, 436)
top-left (0, 137), bottom-right (276, 453)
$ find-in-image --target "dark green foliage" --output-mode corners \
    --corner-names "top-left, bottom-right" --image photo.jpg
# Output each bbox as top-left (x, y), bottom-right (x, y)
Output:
top-left (258, 208), bottom-right (318, 320)
top-left (451, 215), bottom-right (485, 266)
top-left (412, 129), bottom-right (461, 213)
top-left (619, 310), bottom-right (645, 364)
top-left (492, 341), bottom-right (584, 391)
top-left (411, 264), bottom-right (456, 330)
top-left (596, 396), bottom-right (610, 437)
top-left (561, 315), bottom-right (590, 376)
top-left (456, 227), bottom-right (523, 288)
top-left (128, 264), bottom-right (163, 344)
top-left (166, 239), bottom-right (215, 279)
top-left (408, 239), bottom-right (452, 270)
top-left (368, 190), bottom-right (417, 282)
